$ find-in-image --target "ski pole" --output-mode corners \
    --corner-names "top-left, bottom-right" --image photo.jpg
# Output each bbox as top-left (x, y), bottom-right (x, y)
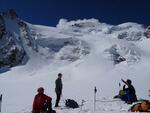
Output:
top-left (0, 94), bottom-right (2, 113)
top-left (61, 93), bottom-right (66, 104)
top-left (79, 99), bottom-right (85, 113)
top-left (94, 86), bottom-right (97, 113)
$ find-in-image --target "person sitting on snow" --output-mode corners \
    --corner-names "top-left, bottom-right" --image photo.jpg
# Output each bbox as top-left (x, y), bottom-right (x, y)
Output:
top-left (32, 87), bottom-right (56, 113)
top-left (121, 79), bottom-right (137, 104)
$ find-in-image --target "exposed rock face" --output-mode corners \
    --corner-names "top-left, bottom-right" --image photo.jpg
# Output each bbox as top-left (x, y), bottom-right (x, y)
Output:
top-left (0, 10), bottom-right (37, 68)
top-left (0, 15), bottom-right (5, 38)
top-left (144, 26), bottom-right (150, 38)
top-left (104, 44), bottom-right (141, 65)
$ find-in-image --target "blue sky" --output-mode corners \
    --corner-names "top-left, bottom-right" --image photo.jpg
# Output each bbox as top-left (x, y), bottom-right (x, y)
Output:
top-left (0, 0), bottom-right (149, 26)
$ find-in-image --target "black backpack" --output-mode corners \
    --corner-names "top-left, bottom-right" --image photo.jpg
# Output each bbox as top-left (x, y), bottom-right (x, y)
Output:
top-left (65, 99), bottom-right (79, 108)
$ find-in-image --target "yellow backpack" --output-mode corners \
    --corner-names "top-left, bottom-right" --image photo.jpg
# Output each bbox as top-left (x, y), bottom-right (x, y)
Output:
top-left (119, 90), bottom-right (126, 97)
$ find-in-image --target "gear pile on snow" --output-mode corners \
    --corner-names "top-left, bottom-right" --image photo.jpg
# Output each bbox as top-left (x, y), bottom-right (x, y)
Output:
top-left (130, 100), bottom-right (150, 112)
top-left (65, 99), bottom-right (79, 109)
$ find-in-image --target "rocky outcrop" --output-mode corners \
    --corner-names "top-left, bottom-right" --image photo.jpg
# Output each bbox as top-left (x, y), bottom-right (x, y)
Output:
top-left (0, 10), bottom-right (37, 68)
top-left (144, 26), bottom-right (150, 38)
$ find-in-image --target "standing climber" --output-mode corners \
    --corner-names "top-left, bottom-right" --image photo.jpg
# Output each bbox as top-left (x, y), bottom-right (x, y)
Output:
top-left (55, 73), bottom-right (63, 107)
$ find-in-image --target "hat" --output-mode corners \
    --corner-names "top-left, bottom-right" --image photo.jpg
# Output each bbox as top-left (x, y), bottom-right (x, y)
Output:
top-left (58, 73), bottom-right (62, 77)
top-left (37, 87), bottom-right (44, 94)
top-left (126, 79), bottom-right (132, 85)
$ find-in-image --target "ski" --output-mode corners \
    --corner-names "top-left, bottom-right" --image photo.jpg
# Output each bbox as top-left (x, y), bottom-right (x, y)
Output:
top-left (96, 98), bottom-right (121, 102)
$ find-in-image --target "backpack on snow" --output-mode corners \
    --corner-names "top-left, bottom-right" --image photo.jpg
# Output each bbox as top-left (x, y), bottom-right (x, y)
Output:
top-left (65, 99), bottom-right (79, 108)
top-left (130, 100), bottom-right (150, 112)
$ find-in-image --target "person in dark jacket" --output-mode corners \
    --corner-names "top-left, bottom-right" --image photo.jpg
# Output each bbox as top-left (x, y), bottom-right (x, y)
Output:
top-left (55, 73), bottom-right (63, 107)
top-left (121, 79), bottom-right (137, 104)
top-left (32, 87), bottom-right (53, 113)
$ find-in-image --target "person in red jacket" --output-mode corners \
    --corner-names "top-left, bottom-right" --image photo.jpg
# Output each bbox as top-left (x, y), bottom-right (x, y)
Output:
top-left (32, 87), bottom-right (53, 113)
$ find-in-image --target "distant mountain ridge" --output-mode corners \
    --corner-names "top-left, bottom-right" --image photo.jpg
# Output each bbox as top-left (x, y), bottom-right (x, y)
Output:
top-left (0, 10), bottom-right (147, 69)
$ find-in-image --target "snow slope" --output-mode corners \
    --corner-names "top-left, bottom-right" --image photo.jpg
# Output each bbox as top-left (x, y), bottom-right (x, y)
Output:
top-left (0, 18), bottom-right (150, 113)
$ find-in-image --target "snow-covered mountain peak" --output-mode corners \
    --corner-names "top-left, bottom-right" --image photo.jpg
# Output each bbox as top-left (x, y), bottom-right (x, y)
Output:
top-left (0, 12), bottom-right (147, 69)
top-left (57, 18), bottom-right (102, 28)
